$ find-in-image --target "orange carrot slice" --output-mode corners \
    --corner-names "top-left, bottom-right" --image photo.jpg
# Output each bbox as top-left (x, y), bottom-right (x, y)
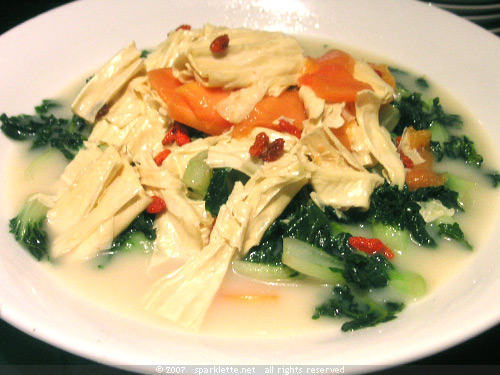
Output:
top-left (232, 90), bottom-right (306, 138)
top-left (176, 81), bottom-right (231, 132)
top-left (330, 118), bottom-right (358, 151)
top-left (147, 68), bottom-right (232, 135)
top-left (369, 63), bottom-right (397, 89)
top-left (404, 127), bottom-right (432, 150)
top-left (298, 50), bottom-right (372, 103)
top-left (405, 149), bottom-right (445, 190)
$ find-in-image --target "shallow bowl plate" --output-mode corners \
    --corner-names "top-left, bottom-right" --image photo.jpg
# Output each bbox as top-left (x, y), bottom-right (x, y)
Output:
top-left (1, 0), bottom-right (500, 372)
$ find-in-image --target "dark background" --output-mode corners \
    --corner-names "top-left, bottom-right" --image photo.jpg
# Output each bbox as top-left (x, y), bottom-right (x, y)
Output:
top-left (1, 1), bottom-right (500, 374)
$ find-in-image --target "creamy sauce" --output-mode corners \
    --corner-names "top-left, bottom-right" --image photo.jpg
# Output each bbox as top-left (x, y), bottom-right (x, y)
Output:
top-left (5, 38), bottom-right (500, 337)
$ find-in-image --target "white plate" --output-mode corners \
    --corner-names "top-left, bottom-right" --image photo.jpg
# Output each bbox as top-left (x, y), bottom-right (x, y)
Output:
top-left (1, 0), bottom-right (500, 372)
top-left (435, 2), bottom-right (500, 16)
top-left (427, 0), bottom-right (500, 5)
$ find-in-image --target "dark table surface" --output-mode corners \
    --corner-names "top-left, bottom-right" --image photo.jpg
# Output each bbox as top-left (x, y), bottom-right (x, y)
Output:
top-left (1, 1), bottom-right (500, 374)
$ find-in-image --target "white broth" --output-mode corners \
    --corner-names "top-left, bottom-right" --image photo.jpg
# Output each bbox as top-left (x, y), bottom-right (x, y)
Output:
top-left (4, 38), bottom-right (500, 337)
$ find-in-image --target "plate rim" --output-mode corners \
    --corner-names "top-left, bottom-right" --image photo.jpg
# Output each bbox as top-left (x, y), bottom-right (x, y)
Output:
top-left (1, 0), bottom-right (500, 371)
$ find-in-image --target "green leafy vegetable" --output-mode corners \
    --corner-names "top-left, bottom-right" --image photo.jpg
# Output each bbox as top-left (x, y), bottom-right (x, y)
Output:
top-left (9, 199), bottom-right (49, 261)
top-left (437, 222), bottom-right (472, 250)
top-left (312, 285), bottom-right (404, 332)
top-left (97, 211), bottom-right (156, 268)
top-left (362, 183), bottom-right (463, 247)
top-left (411, 185), bottom-right (463, 211)
top-left (35, 99), bottom-right (59, 115)
top-left (430, 141), bottom-right (444, 162)
top-left (368, 185), bottom-right (427, 247)
top-left (393, 90), bottom-right (461, 135)
top-left (444, 173), bottom-right (475, 210)
top-left (243, 218), bottom-right (287, 265)
top-left (341, 251), bottom-right (393, 290)
top-left (0, 100), bottom-right (92, 160)
top-left (283, 235), bottom-right (427, 297)
top-left (204, 168), bottom-right (249, 216)
top-left (244, 187), bottom-right (332, 265)
top-left (442, 135), bottom-right (483, 168)
top-left (371, 221), bottom-right (410, 253)
top-left (486, 172), bottom-right (500, 188)
top-left (415, 77), bottom-right (429, 90)
top-left (427, 118), bottom-right (484, 168)
top-left (183, 151), bottom-right (212, 200)
top-left (282, 237), bottom-right (345, 284)
top-left (378, 104), bottom-right (400, 132)
top-left (232, 260), bottom-right (299, 282)
top-left (245, 187), bottom-right (426, 295)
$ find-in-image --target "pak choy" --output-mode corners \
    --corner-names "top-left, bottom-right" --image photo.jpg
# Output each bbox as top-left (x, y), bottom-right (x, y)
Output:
top-left (96, 211), bottom-right (157, 268)
top-left (236, 186), bottom-right (426, 330)
top-left (1, 99), bottom-right (92, 160)
top-left (391, 76), bottom-right (486, 169)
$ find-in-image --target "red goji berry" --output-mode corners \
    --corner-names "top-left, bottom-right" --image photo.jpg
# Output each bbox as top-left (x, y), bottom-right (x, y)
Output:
top-left (176, 24), bottom-right (191, 31)
top-left (95, 103), bottom-right (109, 120)
top-left (400, 153), bottom-right (414, 169)
top-left (209, 216), bottom-right (217, 238)
top-left (348, 236), bottom-right (394, 259)
top-left (162, 127), bottom-right (176, 145)
top-left (162, 123), bottom-right (191, 146)
top-left (278, 119), bottom-right (302, 139)
top-left (154, 149), bottom-right (171, 166)
top-left (174, 124), bottom-right (191, 146)
top-left (395, 136), bottom-right (415, 169)
top-left (260, 138), bottom-right (285, 162)
top-left (249, 132), bottom-right (270, 157)
top-left (210, 34), bottom-right (229, 53)
top-left (147, 196), bottom-right (167, 214)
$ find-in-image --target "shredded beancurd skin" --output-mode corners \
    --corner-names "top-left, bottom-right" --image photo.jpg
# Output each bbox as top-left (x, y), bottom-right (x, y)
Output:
top-left (3, 25), bottom-right (500, 336)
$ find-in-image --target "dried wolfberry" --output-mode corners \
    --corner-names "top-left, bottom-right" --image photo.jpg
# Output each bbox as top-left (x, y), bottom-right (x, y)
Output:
top-left (174, 124), bottom-right (191, 146)
top-left (209, 216), bottom-right (217, 238)
top-left (147, 196), bottom-right (167, 214)
top-left (210, 34), bottom-right (229, 53)
top-left (162, 127), bottom-right (176, 145)
top-left (95, 104), bottom-right (109, 120)
top-left (154, 149), bottom-right (171, 166)
top-left (400, 153), bottom-right (414, 169)
top-left (176, 24), bottom-right (191, 31)
top-left (278, 119), bottom-right (302, 139)
top-left (162, 123), bottom-right (191, 146)
top-left (249, 132), bottom-right (269, 157)
top-left (395, 136), bottom-right (414, 168)
top-left (348, 236), bottom-right (394, 260)
top-left (260, 138), bottom-right (285, 162)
